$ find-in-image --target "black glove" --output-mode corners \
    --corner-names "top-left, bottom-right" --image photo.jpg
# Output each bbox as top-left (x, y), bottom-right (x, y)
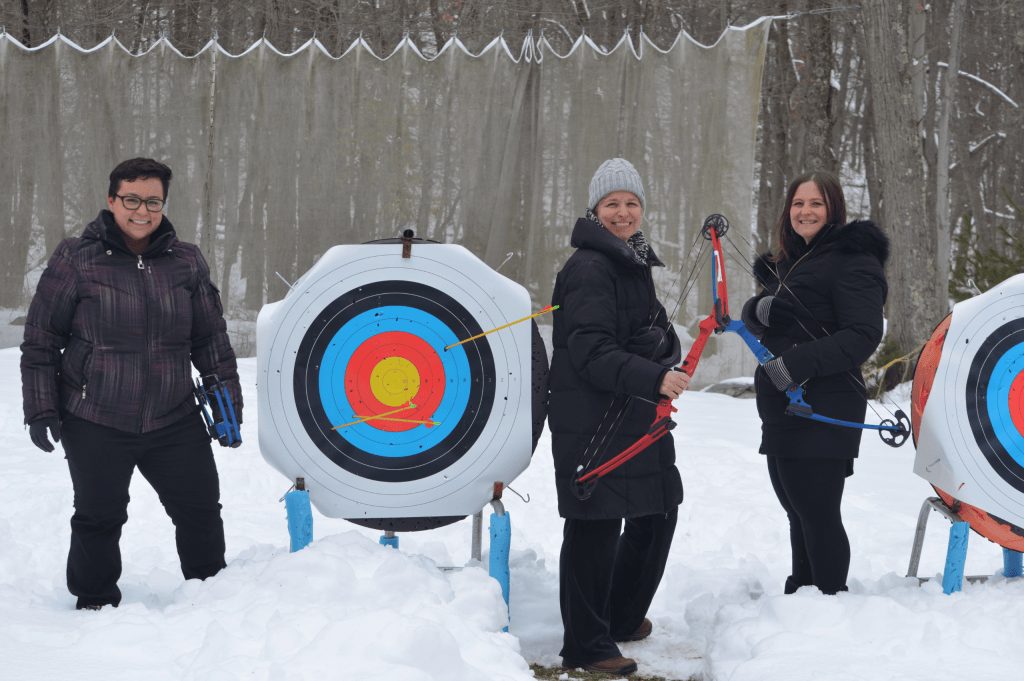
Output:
top-left (625, 325), bottom-right (682, 368)
top-left (29, 417), bottom-right (61, 452)
top-left (756, 296), bottom-right (795, 328)
top-left (763, 357), bottom-right (797, 392)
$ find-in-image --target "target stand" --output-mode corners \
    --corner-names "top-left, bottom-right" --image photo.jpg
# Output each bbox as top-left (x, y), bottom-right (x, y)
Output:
top-left (257, 231), bottom-right (548, 623)
top-left (909, 274), bottom-right (1024, 592)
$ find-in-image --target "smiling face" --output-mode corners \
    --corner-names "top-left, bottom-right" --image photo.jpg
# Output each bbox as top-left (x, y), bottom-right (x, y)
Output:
top-left (595, 191), bottom-right (643, 242)
top-left (790, 181), bottom-right (830, 244)
top-left (108, 176), bottom-right (165, 241)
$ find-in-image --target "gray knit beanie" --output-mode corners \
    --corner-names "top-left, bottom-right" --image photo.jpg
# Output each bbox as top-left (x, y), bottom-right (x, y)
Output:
top-left (588, 158), bottom-right (646, 212)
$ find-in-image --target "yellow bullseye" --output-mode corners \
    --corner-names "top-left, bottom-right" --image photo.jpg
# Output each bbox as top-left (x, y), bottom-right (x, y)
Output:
top-left (370, 356), bottom-right (420, 407)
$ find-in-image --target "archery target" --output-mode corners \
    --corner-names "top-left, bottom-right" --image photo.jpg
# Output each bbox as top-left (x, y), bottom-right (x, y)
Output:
top-left (257, 242), bottom-right (535, 522)
top-left (914, 274), bottom-right (1024, 532)
top-left (913, 313), bottom-right (1024, 551)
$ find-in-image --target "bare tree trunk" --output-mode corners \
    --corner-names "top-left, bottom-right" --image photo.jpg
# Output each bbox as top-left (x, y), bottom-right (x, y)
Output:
top-left (19, 0), bottom-right (32, 47)
top-left (428, 0), bottom-right (446, 56)
top-left (909, 3), bottom-right (927, 140)
top-left (934, 0), bottom-right (966, 312)
top-left (795, 2), bottom-right (836, 173)
top-left (861, 0), bottom-right (938, 352)
top-left (755, 17), bottom-right (786, 253)
top-left (862, 93), bottom-right (882, 224)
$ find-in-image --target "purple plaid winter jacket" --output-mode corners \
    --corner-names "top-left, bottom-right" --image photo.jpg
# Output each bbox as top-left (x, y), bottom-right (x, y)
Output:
top-left (21, 210), bottom-right (242, 433)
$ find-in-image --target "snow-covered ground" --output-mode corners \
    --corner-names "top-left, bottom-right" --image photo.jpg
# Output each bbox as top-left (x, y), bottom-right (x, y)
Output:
top-left (1, 347), bottom-right (1021, 680)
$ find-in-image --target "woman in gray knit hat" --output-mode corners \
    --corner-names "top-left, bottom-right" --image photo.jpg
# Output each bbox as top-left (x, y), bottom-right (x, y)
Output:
top-left (547, 158), bottom-right (689, 676)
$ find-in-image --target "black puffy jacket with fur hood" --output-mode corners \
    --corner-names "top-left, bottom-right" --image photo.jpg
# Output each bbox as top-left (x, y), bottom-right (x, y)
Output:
top-left (741, 219), bottom-right (889, 460)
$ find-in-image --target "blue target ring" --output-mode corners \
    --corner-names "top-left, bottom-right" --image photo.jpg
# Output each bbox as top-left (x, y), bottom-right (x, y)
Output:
top-left (293, 280), bottom-right (496, 483)
top-left (318, 306), bottom-right (471, 455)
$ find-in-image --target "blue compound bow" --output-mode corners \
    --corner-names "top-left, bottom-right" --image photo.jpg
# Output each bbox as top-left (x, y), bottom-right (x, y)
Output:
top-left (685, 214), bottom-right (910, 447)
top-left (193, 374), bottom-right (242, 448)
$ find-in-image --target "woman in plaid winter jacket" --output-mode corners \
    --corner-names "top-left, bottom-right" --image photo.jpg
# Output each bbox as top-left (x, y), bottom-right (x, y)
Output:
top-left (21, 158), bottom-right (242, 611)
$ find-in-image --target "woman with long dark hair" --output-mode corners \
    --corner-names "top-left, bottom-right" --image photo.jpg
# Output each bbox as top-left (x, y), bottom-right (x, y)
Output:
top-left (741, 170), bottom-right (889, 595)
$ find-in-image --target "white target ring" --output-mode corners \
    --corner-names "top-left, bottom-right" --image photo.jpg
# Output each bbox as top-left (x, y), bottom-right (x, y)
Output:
top-left (257, 243), bottom-right (534, 523)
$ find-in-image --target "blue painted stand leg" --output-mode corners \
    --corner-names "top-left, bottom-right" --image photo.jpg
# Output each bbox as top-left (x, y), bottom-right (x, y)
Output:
top-left (942, 522), bottom-right (970, 594)
top-left (1003, 548), bottom-right (1023, 578)
top-left (489, 511), bottom-right (511, 633)
top-left (380, 531), bottom-right (399, 549)
top-left (284, 490), bottom-right (313, 553)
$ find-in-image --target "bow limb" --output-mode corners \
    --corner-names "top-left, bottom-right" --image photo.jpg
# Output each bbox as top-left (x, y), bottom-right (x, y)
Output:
top-left (721, 316), bottom-right (910, 447)
top-left (572, 398), bottom-right (677, 499)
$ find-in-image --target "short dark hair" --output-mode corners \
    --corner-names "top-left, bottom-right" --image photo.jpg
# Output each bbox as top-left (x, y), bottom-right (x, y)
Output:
top-left (108, 158), bottom-right (173, 200)
top-left (773, 170), bottom-right (847, 263)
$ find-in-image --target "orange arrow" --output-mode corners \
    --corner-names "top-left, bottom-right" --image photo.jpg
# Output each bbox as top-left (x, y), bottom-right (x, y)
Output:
top-left (354, 416), bottom-right (440, 428)
top-left (333, 402), bottom-right (416, 429)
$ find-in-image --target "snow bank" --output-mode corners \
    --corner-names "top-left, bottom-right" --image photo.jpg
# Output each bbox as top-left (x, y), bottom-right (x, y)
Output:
top-left (2, 348), bottom-right (1023, 680)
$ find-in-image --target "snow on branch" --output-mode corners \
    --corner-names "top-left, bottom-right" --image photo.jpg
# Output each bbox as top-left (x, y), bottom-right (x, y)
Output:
top-left (937, 62), bottom-right (1019, 108)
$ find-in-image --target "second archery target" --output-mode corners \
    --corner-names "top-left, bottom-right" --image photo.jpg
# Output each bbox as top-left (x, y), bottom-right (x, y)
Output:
top-left (257, 241), bottom-right (537, 523)
top-left (914, 273), bottom-right (1024, 531)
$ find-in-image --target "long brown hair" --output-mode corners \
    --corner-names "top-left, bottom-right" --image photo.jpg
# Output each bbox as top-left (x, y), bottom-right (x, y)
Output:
top-left (773, 170), bottom-right (847, 263)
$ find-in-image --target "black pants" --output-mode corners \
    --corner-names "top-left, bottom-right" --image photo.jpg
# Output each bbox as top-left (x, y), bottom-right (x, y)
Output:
top-left (767, 456), bottom-right (850, 595)
top-left (62, 412), bottom-right (227, 608)
top-left (559, 509), bottom-right (677, 665)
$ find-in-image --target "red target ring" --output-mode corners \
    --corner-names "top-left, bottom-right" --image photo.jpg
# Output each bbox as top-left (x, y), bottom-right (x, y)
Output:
top-left (345, 331), bottom-right (446, 432)
top-left (1010, 370), bottom-right (1024, 437)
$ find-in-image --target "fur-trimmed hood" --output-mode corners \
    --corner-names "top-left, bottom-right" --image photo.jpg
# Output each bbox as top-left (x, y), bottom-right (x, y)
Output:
top-left (753, 219), bottom-right (889, 284)
top-left (836, 219), bottom-right (890, 266)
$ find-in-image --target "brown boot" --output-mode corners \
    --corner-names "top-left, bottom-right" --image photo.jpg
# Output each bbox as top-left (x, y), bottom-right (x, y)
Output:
top-left (565, 656), bottom-right (638, 675)
top-left (614, 618), bottom-right (653, 642)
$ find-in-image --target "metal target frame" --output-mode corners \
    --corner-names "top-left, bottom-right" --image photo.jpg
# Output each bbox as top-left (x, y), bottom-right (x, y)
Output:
top-left (257, 242), bottom-right (534, 522)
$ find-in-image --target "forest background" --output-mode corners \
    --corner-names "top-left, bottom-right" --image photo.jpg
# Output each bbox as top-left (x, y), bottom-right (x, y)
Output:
top-left (2, 0), bottom-right (1022, 384)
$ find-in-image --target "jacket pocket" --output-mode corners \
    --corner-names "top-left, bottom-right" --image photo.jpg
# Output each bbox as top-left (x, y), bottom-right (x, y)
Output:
top-left (60, 336), bottom-right (94, 396)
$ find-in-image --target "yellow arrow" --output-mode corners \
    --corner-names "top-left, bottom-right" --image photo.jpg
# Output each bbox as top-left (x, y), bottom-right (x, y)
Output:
top-left (445, 305), bottom-right (559, 351)
top-left (333, 402), bottom-right (416, 429)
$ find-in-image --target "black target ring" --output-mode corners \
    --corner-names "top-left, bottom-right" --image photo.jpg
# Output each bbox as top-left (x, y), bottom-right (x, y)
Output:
top-left (966, 318), bottom-right (1024, 494)
top-left (294, 280), bottom-right (496, 482)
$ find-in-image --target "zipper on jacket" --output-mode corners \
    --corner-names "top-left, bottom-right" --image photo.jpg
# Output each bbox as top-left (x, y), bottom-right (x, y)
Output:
top-left (138, 254), bottom-right (150, 432)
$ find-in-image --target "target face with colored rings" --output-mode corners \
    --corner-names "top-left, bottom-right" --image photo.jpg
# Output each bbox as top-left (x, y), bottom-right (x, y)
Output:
top-left (295, 280), bottom-right (495, 483)
top-left (966, 318), bottom-right (1024, 492)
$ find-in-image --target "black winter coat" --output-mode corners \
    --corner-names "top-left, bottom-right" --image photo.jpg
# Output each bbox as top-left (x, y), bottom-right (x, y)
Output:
top-left (741, 220), bottom-right (889, 459)
top-left (21, 210), bottom-right (242, 434)
top-left (549, 218), bottom-right (684, 519)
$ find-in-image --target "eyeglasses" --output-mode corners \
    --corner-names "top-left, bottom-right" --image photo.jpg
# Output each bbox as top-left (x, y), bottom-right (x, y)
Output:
top-left (115, 194), bottom-right (165, 212)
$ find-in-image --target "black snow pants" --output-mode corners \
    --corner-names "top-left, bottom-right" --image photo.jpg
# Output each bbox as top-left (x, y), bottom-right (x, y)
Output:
top-left (61, 412), bottom-right (227, 609)
top-left (767, 456), bottom-right (850, 595)
top-left (559, 508), bottom-right (677, 666)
